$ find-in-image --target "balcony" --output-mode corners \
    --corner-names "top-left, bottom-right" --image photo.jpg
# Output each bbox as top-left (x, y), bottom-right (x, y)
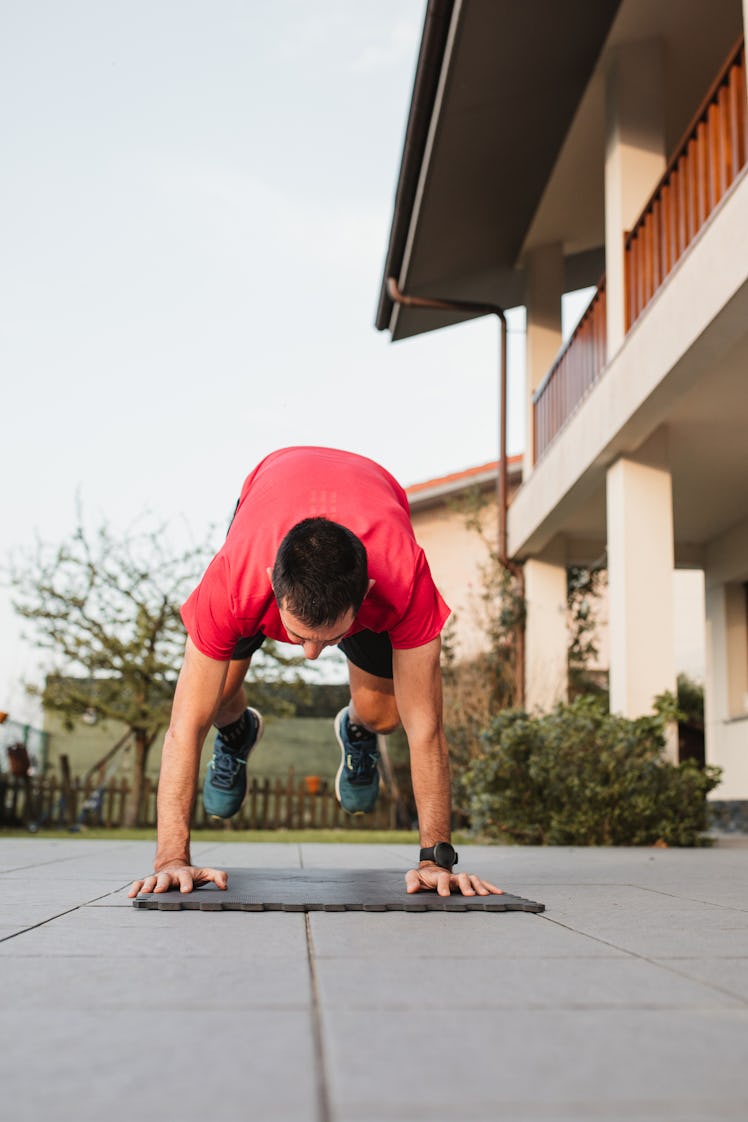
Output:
top-left (533, 37), bottom-right (747, 464)
top-left (626, 38), bottom-right (747, 329)
top-left (533, 281), bottom-right (606, 463)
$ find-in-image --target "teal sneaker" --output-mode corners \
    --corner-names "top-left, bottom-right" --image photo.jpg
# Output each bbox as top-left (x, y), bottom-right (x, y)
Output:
top-left (203, 708), bottom-right (263, 819)
top-left (334, 707), bottom-right (380, 815)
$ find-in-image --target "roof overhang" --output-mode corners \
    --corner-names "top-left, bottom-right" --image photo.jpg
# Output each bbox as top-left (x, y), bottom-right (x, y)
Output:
top-left (376, 0), bottom-right (621, 340)
top-left (407, 455), bottom-right (523, 510)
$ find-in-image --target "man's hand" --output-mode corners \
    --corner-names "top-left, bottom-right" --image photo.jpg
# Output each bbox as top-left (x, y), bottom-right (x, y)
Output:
top-left (127, 863), bottom-right (228, 898)
top-left (405, 863), bottom-right (504, 898)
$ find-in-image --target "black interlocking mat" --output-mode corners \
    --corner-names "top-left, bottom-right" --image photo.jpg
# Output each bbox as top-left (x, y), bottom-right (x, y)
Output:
top-left (132, 868), bottom-right (545, 913)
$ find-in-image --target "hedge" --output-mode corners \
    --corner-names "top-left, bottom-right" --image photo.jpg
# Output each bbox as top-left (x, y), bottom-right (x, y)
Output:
top-left (464, 695), bottom-right (721, 846)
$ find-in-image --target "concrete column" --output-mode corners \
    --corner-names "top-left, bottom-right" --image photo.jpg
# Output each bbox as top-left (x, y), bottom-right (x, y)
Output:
top-left (704, 584), bottom-right (729, 744)
top-left (604, 40), bottom-right (666, 356)
top-left (704, 580), bottom-right (748, 796)
top-left (524, 536), bottom-right (568, 712)
top-left (606, 428), bottom-right (677, 744)
top-left (703, 515), bottom-right (748, 798)
top-left (524, 243), bottom-right (563, 479)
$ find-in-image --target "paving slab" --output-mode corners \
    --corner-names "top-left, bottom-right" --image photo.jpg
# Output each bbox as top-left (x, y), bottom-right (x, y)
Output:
top-left (0, 906), bottom-right (309, 957)
top-left (527, 883), bottom-right (748, 958)
top-left (313, 954), bottom-right (745, 1012)
top-left (309, 908), bottom-right (620, 958)
top-left (320, 1008), bottom-right (748, 1122)
top-left (0, 1009), bottom-right (318, 1122)
top-left (1, 837), bottom-right (747, 1122)
top-left (650, 957), bottom-right (748, 1002)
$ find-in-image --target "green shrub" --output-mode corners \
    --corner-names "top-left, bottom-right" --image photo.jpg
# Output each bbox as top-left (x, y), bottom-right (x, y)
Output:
top-left (464, 695), bottom-right (721, 846)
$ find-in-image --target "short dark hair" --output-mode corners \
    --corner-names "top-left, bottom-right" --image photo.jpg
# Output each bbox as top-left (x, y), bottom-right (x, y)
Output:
top-left (271, 518), bottom-right (368, 627)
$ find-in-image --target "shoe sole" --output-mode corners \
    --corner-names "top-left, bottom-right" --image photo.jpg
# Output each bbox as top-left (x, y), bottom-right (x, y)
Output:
top-left (333, 708), bottom-right (369, 817)
top-left (204, 707), bottom-right (265, 820)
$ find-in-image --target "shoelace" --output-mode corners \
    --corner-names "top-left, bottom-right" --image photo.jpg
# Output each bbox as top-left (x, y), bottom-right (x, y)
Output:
top-left (346, 735), bottom-right (378, 783)
top-left (211, 747), bottom-right (244, 788)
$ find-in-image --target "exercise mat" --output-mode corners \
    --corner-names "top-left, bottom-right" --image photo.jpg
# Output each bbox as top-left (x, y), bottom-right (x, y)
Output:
top-left (132, 867), bottom-right (545, 913)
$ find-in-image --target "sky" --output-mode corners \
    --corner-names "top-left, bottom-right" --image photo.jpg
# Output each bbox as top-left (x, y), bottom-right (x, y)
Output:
top-left (0, 1), bottom-right (585, 722)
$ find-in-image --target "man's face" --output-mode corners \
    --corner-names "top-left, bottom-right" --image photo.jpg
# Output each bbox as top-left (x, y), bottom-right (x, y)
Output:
top-left (277, 603), bottom-right (355, 661)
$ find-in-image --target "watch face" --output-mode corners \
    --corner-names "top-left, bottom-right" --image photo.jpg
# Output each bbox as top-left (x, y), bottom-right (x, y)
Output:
top-left (433, 842), bottom-right (456, 869)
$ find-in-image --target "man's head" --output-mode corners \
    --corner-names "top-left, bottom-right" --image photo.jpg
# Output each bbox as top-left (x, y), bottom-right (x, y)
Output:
top-left (270, 517), bottom-right (369, 630)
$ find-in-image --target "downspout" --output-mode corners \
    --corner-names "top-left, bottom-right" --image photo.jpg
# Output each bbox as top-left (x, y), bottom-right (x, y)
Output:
top-left (387, 277), bottom-right (525, 705)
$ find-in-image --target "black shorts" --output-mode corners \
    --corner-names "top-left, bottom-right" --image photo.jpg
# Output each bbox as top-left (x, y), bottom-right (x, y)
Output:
top-left (231, 628), bottom-right (393, 680)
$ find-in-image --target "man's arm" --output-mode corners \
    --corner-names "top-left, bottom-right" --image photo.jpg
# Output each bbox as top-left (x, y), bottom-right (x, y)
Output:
top-left (128, 638), bottom-right (230, 897)
top-left (393, 637), bottom-right (502, 898)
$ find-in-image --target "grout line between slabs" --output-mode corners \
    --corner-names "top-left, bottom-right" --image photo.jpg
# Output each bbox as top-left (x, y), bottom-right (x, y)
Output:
top-left (305, 913), bottom-right (332, 1122)
top-left (539, 915), bottom-right (748, 1008)
top-left (0, 886), bottom-right (130, 944)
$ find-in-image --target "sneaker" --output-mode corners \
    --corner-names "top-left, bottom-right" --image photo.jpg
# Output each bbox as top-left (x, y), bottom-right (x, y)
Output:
top-left (334, 707), bottom-right (380, 815)
top-left (203, 707), bottom-right (264, 819)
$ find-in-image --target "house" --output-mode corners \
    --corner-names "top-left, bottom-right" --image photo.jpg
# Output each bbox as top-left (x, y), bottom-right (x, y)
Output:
top-left (377, 0), bottom-right (747, 811)
top-left (406, 458), bottom-right (705, 695)
top-left (406, 458), bottom-right (522, 662)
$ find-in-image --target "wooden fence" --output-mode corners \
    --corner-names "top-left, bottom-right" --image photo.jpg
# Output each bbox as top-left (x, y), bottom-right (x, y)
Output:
top-left (0, 770), bottom-right (399, 832)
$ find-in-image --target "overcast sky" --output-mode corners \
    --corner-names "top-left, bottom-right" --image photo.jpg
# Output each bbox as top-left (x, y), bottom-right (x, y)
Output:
top-left (0, 1), bottom-right (552, 720)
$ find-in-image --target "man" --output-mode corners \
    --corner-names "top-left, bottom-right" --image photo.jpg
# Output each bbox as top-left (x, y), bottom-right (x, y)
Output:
top-left (129, 447), bottom-right (501, 899)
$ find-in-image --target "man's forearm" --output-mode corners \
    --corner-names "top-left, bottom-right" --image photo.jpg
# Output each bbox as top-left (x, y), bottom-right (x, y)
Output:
top-left (409, 729), bottom-right (452, 847)
top-left (391, 638), bottom-right (452, 849)
top-left (154, 727), bottom-right (203, 870)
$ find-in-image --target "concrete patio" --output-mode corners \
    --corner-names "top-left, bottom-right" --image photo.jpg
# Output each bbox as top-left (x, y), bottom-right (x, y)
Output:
top-left (1, 837), bottom-right (747, 1122)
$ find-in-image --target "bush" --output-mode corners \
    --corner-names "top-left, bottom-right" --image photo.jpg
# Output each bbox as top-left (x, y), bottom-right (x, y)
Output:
top-left (464, 695), bottom-right (721, 846)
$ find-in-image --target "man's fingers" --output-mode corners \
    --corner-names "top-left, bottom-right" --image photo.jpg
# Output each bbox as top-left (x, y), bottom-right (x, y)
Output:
top-left (477, 879), bottom-right (504, 895)
top-left (451, 875), bottom-right (504, 896)
top-left (154, 871), bottom-right (177, 893)
top-left (191, 867), bottom-right (229, 891)
top-left (127, 865), bottom-right (229, 898)
top-left (404, 869), bottom-right (421, 894)
top-left (455, 872), bottom-right (476, 896)
top-left (212, 868), bottom-right (229, 890)
top-left (404, 867), bottom-right (506, 897)
top-left (177, 868), bottom-right (195, 894)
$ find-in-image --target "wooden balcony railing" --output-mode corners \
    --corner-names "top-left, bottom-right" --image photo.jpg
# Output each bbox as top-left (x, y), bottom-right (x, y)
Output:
top-left (625, 37), bottom-right (747, 329)
top-left (532, 38), bottom-right (746, 464)
top-left (533, 281), bottom-right (606, 461)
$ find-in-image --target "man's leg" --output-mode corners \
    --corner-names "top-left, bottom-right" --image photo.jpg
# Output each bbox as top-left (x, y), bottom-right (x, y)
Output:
top-left (203, 638), bottom-right (265, 819)
top-left (347, 662), bottom-right (400, 734)
top-left (334, 631), bottom-right (398, 814)
top-left (213, 657), bottom-right (253, 727)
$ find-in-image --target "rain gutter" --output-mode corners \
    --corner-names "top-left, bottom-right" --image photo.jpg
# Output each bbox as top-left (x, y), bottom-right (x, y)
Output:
top-left (375, 0), bottom-right (455, 332)
top-left (387, 276), bottom-right (525, 703)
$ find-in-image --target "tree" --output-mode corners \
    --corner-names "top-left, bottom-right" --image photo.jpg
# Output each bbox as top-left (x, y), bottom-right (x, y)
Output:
top-left (439, 487), bottom-right (524, 818)
top-left (6, 509), bottom-right (306, 826)
top-left (567, 562), bottom-right (608, 699)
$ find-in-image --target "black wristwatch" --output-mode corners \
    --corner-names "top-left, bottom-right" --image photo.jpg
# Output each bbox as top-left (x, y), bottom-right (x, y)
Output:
top-left (419, 842), bottom-right (458, 871)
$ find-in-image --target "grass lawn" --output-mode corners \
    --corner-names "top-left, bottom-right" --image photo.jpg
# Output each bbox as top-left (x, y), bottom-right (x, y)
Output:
top-left (249, 716), bottom-right (342, 780)
top-left (0, 827), bottom-right (480, 845)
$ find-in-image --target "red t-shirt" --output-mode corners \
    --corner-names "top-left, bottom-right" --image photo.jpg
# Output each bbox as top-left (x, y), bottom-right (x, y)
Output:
top-left (181, 447), bottom-right (450, 660)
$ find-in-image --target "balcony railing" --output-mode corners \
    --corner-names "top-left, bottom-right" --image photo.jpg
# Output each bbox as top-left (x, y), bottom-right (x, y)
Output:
top-left (625, 38), bottom-right (747, 329)
top-left (532, 37), bottom-right (746, 464)
top-left (533, 280), bottom-right (606, 461)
